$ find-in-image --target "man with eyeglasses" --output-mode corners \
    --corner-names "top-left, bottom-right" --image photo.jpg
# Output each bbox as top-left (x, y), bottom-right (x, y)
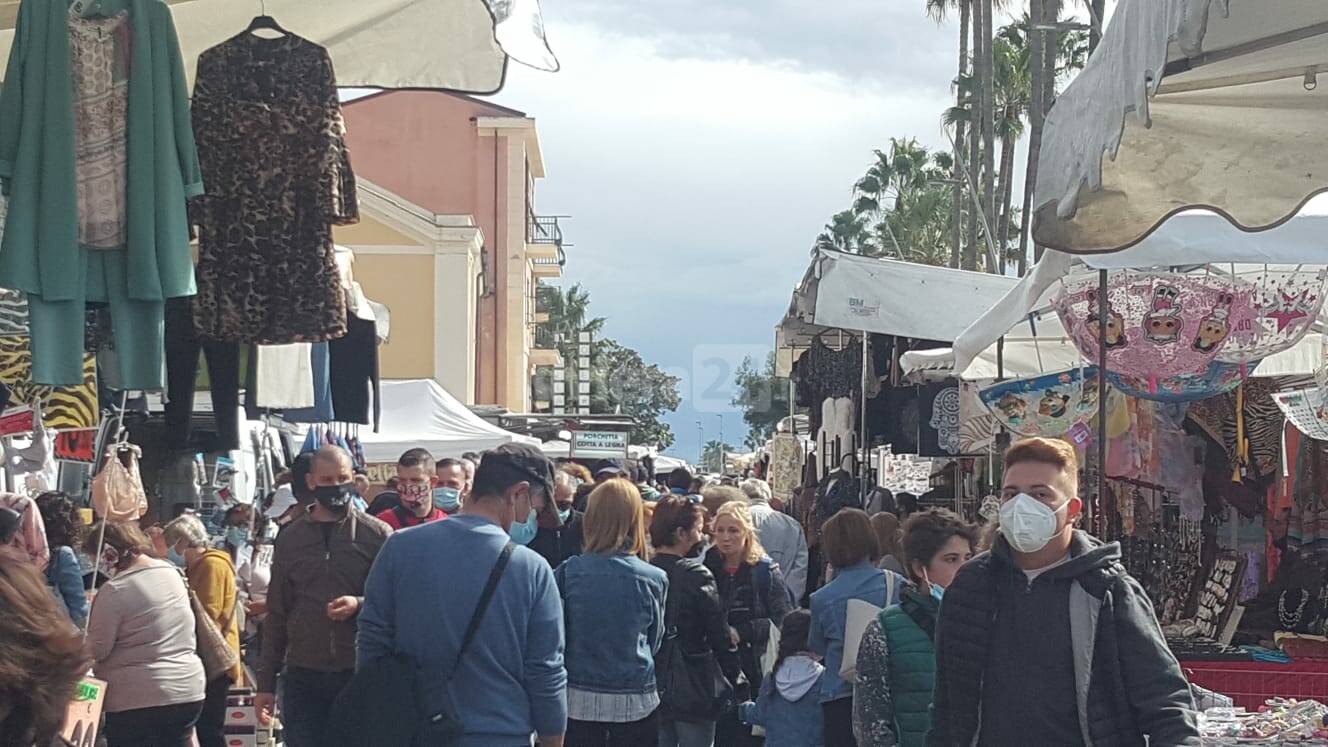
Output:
top-left (928, 437), bottom-right (1198, 746)
top-left (358, 443), bottom-right (567, 746)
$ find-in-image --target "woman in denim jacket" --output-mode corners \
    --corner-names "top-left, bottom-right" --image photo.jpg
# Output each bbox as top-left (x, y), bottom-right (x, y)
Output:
top-left (556, 479), bottom-right (668, 745)
top-left (36, 492), bottom-right (88, 629)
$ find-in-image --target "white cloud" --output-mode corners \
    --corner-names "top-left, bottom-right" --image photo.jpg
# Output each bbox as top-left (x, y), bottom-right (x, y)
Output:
top-left (487, 10), bottom-right (968, 454)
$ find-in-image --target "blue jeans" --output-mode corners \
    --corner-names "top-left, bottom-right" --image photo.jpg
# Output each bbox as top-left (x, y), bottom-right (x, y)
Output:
top-left (281, 667), bottom-right (353, 747)
top-left (658, 718), bottom-right (715, 747)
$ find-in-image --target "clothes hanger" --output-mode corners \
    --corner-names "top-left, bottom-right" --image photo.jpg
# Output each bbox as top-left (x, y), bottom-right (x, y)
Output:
top-left (245, 0), bottom-right (289, 36)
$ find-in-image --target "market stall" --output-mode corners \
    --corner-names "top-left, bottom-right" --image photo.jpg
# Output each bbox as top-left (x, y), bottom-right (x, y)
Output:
top-left (360, 378), bottom-right (537, 466)
top-left (775, 249), bottom-right (1030, 521)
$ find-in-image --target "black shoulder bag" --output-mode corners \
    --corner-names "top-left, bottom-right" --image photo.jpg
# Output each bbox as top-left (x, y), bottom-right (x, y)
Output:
top-left (656, 563), bottom-right (733, 721)
top-left (329, 542), bottom-right (514, 747)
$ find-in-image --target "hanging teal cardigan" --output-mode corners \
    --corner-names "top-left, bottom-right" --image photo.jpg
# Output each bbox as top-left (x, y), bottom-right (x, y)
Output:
top-left (0, 0), bottom-right (201, 304)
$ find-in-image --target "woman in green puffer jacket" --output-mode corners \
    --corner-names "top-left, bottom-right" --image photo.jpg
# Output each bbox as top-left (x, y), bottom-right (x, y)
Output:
top-left (853, 509), bottom-right (976, 747)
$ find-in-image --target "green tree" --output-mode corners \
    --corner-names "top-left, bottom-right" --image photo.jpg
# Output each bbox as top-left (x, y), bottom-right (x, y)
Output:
top-left (591, 339), bottom-right (681, 449)
top-left (702, 440), bottom-right (736, 474)
top-left (814, 210), bottom-right (873, 254)
top-left (731, 353), bottom-right (793, 449)
top-left (542, 283), bottom-right (606, 365)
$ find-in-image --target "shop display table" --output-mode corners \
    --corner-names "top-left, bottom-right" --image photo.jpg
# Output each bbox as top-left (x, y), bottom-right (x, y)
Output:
top-left (1185, 660), bottom-right (1328, 710)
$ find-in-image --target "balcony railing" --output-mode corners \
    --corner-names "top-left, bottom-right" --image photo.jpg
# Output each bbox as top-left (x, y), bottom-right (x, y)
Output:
top-left (528, 214), bottom-right (566, 247)
top-left (533, 324), bottom-right (557, 350)
top-left (535, 284), bottom-right (558, 314)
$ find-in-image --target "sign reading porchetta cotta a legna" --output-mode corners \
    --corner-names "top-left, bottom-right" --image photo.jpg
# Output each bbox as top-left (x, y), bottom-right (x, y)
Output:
top-left (570, 430), bottom-right (629, 459)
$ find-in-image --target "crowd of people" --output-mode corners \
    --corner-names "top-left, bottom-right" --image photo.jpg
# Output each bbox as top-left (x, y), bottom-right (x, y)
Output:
top-left (0, 435), bottom-right (1205, 746)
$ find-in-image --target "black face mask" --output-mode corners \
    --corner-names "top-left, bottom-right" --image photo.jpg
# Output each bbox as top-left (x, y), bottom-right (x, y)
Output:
top-left (312, 483), bottom-right (355, 512)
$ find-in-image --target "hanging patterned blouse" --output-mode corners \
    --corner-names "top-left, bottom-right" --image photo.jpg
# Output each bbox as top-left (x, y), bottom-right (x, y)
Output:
top-left (68, 10), bottom-right (131, 250)
top-left (191, 32), bottom-right (358, 344)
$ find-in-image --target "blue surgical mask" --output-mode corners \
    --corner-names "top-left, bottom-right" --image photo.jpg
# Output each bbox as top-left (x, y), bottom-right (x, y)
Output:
top-left (508, 508), bottom-right (538, 545)
top-left (434, 487), bottom-right (461, 512)
top-left (558, 508), bottom-right (571, 524)
top-left (922, 569), bottom-right (944, 602)
top-left (225, 526), bottom-right (248, 548)
top-left (167, 546), bottom-right (187, 568)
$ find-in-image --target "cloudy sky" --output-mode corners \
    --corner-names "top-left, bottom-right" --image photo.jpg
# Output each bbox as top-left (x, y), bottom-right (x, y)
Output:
top-left (489, 1), bottom-right (1059, 462)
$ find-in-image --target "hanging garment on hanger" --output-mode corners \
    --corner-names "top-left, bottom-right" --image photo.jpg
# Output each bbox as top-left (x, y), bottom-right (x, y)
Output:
top-left (0, 0), bottom-right (201, 388)
top-left (255, 344), bottom-right (315, 409)
top-left (164, 296), bottom-right (243, 452)
top-left (328, 315), bottom-right (378, 428)
top-left (191, 32), bottom-right (357, 344)
top-left (283, 343), bottom-right (335, 423)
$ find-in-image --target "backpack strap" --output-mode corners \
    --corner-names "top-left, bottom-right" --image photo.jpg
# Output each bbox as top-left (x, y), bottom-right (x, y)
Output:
top-left (448, 542), bottom-right (514, 679)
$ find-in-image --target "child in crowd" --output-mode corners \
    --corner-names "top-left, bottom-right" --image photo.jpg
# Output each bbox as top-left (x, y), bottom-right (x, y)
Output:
top-left (739, 609), bottom-right (825, 747)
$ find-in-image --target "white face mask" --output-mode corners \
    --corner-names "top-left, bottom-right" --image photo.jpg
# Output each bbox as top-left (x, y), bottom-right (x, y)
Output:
top-left (998, 492), bottom-right (1066, 554)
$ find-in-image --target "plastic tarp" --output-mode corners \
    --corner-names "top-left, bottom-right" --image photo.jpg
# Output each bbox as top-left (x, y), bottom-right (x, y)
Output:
top-left (1033, 0), bottom-right (1328, 253)
top-left (943, 215), bottom-right (1328, 380)
top-left (359, 379), bottom-right (537, 463)
top-left (0, 0), bottom-right (558, 91)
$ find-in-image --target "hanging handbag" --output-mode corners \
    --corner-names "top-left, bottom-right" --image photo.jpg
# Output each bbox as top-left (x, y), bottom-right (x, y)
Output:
top-left (91, 444), bottom-right (147, 522)
top-left (177, 569), bottom-right (239, 681)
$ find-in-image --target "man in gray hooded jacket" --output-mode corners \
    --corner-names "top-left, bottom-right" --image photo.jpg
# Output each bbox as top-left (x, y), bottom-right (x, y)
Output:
top-left (928, 437), bottom-right (1199, 746)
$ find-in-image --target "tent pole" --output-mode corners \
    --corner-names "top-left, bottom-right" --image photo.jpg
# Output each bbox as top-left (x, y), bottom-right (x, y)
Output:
top-left (860, 333), bottom-right (871, 508)
top-left (1094, 268), bottom-right (1108, 530)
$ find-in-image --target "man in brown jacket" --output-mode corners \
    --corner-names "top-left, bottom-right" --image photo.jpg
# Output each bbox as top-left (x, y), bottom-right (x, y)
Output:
top-left (254, 445), bottom-right (391, 746)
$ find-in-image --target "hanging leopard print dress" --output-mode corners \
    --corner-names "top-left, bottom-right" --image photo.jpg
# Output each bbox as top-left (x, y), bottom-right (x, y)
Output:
top-left (190, 32), bottom-right (357, 344)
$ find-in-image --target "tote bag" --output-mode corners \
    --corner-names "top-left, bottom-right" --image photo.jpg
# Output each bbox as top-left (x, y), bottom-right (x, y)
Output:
top-left (840, 572), bottom-right (898, 682)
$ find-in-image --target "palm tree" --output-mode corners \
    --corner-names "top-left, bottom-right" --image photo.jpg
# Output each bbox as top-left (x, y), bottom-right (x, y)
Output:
top-left (815, 210), bottom-right (873, 255)
top-left (542, 283), bottom-right (606, 375)
top-left (852, 138), bottom-right (940, 259)
top-left (992, 29), bottom-right (1031, 272)
top-left (925, 0), bottom-right (971, 269)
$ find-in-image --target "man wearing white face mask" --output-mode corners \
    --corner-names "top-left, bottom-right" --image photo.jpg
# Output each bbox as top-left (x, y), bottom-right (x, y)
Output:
top-left (928, 437), bottom-right (1199, 747)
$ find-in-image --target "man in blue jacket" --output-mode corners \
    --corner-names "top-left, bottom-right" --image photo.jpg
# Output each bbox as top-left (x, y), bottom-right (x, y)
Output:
top-left (358, 443), bottom-right (567, 747)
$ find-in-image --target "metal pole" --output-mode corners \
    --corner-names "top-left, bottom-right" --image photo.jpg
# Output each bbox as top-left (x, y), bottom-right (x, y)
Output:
top-left (1094, 269), bottom-right (1108, 527)
top-left (860, 333), bottom-right (871, 508)
top-left (696, 422), bottom-right (704, 469)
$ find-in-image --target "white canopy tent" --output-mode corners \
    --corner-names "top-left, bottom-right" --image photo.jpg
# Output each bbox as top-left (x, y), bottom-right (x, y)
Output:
top-left (1034, 0), bottom-right (1328, 253)
top-left (0, 0), bottom-right (558, 91)
top-left (776, 249), bottom-right (1036, 376)
top-left (935, 215), bottom-right (1328, 380)
top-left (359, 378), bottom-right (537, 463)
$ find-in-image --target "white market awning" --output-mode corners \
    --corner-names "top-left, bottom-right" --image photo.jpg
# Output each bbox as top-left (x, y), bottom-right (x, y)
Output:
top-left (776, 250), bottom-right (1028, 375)
top-left (0, 0), bottom-right (558, 91)
top-left (359, 378), bottom-right (538, 463)
top-left (1033, 0), bottom-right (1328, 253)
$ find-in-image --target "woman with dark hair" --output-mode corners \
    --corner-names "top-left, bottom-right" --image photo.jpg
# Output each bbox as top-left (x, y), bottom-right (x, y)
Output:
top-left (0, 557), bottom-right (90, 747)
top-left (35, 491), bottom-right (89, 629)
top-left (853, 509), bottom-right (976, 746)
top-left (650, 496), bottom-right (736, 747)
top-left (738, 609), bottom-right (824, 746)
top-left (84, 521), bottom-right (206, 747)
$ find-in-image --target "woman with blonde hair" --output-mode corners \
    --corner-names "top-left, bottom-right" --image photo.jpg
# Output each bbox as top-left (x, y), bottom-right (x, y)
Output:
top-left (554, 478), bottom-right (668, 745)
top-left (163, 513), bottom-right (242, 747)
top-left (704, 500), bottom-right (793, 746)
top-left (870, 512), bottom-right (906, 575)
